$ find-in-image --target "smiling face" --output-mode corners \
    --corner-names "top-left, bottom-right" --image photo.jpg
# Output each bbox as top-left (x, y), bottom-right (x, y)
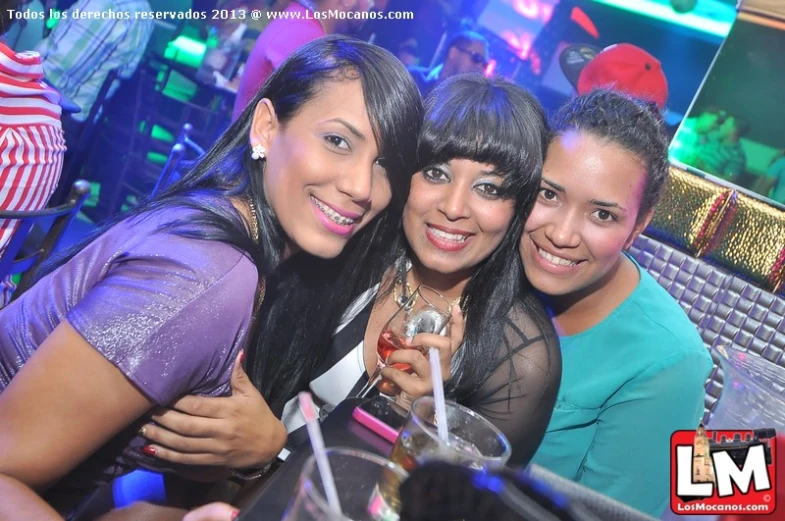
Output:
top-left (251, 79), bottom-right (390, 259)
top-left (519, 131), bottom-right (651, 298)
top-left (403, 159), bottom-right (514, 280)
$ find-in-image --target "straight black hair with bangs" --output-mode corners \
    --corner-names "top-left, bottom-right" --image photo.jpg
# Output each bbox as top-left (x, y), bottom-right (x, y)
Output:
top-left (410, 74), bottom-right (553, 401)
top-left (34, 35), bottom-right (423, 410)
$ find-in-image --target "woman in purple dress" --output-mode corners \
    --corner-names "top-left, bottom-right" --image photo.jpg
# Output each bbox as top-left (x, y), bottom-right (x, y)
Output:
top-left (0, 35), bottom-right (423, 520)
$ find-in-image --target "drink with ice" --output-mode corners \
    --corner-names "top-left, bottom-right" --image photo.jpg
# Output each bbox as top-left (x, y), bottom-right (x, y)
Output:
top-left (390, 431), bottom-right (486, 472)
top-left (282, 448), bottom-right (407, 521)
top-left (389, 396), bottom-right (512, 473)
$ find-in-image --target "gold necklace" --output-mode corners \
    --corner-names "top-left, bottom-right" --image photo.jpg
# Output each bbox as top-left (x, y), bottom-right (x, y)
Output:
top-left (393, 272), bottom-right (461, 311)
top-left (246, 194), bottom-right (260, 244)
top-left (246, 195), bottom-right (266, 314)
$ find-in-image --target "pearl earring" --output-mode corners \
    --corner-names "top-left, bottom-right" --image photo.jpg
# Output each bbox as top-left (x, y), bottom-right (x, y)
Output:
top-left (251, 144), bottom-right (266, 160)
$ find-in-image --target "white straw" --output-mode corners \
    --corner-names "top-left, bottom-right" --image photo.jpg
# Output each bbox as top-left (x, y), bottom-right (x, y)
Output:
top-left (429, 348), bottom-right (450, 443)
top-left (298, 392), bottom-right (343, 515)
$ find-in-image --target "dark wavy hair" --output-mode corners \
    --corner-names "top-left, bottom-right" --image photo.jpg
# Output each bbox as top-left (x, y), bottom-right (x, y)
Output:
top-left (550, 89), bottom-right (670, 222)
top-left (36, 35), bottom-right (423, 409)
top-left (408, 74), bottom-right (552, 401)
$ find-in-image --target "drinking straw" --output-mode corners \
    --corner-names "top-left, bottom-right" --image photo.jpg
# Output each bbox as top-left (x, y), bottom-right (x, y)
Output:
top-left (429, 348), bottom-right (450, 443)
top-left (298, 392), bottom-right (343, 515)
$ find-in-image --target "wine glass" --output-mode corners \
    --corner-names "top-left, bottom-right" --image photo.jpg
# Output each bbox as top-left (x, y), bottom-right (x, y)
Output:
top-left (356, 285), bottom-right (452, 399)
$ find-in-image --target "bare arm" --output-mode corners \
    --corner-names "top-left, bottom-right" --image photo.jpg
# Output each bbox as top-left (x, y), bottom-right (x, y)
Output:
top-left (0, 474), bottom-right (63, 521)
top-left (0, 321), bottom-right (155, 516)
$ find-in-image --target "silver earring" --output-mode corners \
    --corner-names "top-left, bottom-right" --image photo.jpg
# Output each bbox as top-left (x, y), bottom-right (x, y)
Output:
top-left (251, 144), bottom-right (266, 160)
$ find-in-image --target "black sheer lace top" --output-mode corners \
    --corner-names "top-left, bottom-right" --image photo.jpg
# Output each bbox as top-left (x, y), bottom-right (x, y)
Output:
top-left (280, 284), bottom-right (562, 467)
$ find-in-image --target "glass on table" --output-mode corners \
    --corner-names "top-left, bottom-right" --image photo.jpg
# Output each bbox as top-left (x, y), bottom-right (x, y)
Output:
top-left (390, 396), bottom-right (511, 473)
top-left (282, 448), bottom-right (408, 521)
top-left (356, 285), bottom-right (452, 399)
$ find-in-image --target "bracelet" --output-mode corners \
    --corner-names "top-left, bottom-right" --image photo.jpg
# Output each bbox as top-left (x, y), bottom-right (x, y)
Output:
top-left (231, 461), bottom-right (273, 481)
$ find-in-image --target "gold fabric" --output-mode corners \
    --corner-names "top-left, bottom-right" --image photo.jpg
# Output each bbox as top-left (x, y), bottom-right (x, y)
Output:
top-left (704, 192), bottom-right (785, 291)
top-left (646, 166), bottom-right (785, 295)
top-left (648, 167), bottom-right (733, 255)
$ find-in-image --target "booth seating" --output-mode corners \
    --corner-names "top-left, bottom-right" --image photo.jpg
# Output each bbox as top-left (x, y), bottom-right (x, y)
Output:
top-left (626, 164), bottom-right (785, 423)
top-left (630, 233), bottom-right (785, 422)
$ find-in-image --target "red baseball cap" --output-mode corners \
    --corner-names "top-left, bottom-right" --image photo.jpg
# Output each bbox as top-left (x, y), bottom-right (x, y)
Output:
top-left (559, 43), bottom-right (669, 109)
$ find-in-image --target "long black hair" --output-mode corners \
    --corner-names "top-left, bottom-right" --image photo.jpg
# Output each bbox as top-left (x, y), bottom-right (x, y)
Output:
top-left (36, 36), bottom-right (423, 408)
top-left (406, 74), bottom-right (552, 401)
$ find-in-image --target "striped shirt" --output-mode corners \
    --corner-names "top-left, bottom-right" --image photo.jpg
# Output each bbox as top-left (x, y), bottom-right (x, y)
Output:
top-left (35, 0), bottom-right (154, 122)
top-left (0, 42), bottom-right (62, 126)
top-left (698, 138), bottom-right (747, 180)
top-left (0, 42), bottom-right (66, 305)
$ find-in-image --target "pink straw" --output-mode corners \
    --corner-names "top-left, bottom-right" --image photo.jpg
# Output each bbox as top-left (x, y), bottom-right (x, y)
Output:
top-left (298, 392), bottom-right (343, 515)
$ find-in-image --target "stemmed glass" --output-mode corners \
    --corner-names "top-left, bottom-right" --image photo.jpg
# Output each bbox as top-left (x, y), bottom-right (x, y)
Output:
top-left (356, 285), bottom-right (452, 399)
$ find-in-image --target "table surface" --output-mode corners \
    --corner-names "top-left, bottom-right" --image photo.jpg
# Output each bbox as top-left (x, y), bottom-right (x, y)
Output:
top-left (236, 398), bottom-right (658, 521)
top-left (238, 398), bottom-right (393, 521)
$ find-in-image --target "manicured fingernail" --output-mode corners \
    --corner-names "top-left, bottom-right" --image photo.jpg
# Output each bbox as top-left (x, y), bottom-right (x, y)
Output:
top-left (239, 351), bottom-right (245, 364)
top-left (143, 445), bottom-right (157, 456)
top-left (231, 510), bottom-right (240, 520)
top-left (138, 426), bottom-right (147, 437)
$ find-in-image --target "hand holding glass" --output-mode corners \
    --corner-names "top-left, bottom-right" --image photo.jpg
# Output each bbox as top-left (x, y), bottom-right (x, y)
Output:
top-left (357, 285), bottom-right (452, 399)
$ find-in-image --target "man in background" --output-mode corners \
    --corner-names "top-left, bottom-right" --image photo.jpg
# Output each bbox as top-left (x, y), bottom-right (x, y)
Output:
top-left (35, 0), bottom-right (154, 146)
top-left (232, 0), bottom-right (373, 120)
top-left (697, 115), bottom-right (749, 184)
top-left (670, 106), bottom-right (726, 166)
top-left (407, 29), bottom-right (488, 97)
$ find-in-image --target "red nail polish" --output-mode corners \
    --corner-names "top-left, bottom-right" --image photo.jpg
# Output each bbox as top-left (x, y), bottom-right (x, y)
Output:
top-left (231, 510), bottom-right (240, 520)
top-left (239, 351), bottom-right (245, 364)
top-left (143, 445), bottom-right (157, 456)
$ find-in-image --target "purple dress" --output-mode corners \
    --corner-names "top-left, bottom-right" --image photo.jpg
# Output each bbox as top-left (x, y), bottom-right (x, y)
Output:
top-left (0, 207), bottom-right (258, 515)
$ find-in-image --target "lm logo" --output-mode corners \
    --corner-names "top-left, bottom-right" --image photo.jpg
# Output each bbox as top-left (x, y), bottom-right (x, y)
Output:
top-left (670, 427), bottom-right (777, 515)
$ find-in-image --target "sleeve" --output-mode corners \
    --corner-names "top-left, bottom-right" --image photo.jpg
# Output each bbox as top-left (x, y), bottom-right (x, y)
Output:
top-left (37, 0), bottom-right (121, 85)
top-left (117, 19), bottom-right (152, 80)
top-left (467, 304), bottom-right (562, 467)
top-left (575, 348), bottom-right (712, 516)
top-left (66, 237), bottom-right (256, 406)
top-left (766, 158), bottom-right (785, 179)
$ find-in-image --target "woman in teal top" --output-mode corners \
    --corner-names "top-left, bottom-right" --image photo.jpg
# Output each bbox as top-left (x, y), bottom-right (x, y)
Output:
top-left (519, 90), bottom-right (713, 517)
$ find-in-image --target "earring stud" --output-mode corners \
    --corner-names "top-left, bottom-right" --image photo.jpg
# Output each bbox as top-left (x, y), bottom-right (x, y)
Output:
top-left (251, 144), bottom-right (266, 160)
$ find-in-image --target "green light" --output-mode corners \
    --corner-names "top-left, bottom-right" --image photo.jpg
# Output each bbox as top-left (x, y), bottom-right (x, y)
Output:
top-left (146, 151), bottom-right (168, 165)
top-left (164, 36), bottom-right (206, 69)
top-left (151, 125), bottom-right (175, 144)
top-left (46, 13), bottom-right (60, 30)
top-left (590, 0), bottom-right (733, 38)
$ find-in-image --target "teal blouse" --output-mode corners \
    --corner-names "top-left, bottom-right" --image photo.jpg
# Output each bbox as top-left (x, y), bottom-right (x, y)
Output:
top-left (530, 255), bottom-right (713, 517)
